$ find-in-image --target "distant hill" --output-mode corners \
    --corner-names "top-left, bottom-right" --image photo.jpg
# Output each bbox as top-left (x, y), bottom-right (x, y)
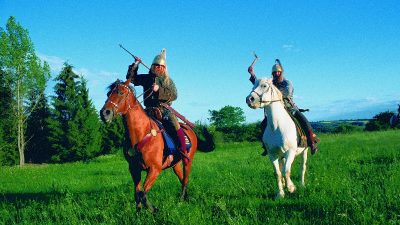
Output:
top-left (311, 119), bottom-right (370, 133)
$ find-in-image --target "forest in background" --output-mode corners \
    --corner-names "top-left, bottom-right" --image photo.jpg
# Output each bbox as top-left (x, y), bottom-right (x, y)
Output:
top-left (1, 16), bottom-right (399, 167)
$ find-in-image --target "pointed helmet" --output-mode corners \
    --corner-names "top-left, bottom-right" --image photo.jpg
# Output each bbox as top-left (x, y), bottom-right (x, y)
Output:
top-left (271, 59), bottom-right (283, 73)
top-left (152, 48), bottom-right (167, 66)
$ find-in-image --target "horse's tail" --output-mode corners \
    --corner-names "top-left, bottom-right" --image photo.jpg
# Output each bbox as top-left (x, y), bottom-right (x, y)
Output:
top-left (193, 125), bottom-right (215, 152)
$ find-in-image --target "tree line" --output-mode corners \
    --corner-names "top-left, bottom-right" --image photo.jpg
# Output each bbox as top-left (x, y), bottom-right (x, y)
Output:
top-left (0, 17), bottom-right (125, 166)
top-left (1, 17), bottom-right (397, 166)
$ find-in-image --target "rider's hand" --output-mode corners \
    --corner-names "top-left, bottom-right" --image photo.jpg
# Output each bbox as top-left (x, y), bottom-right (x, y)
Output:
top-left (248, 66), bottom-right (254, 75)
top-left (134, 56), bottom-right (142, 65)
top-left (153, 84), bottom-right (159, 92)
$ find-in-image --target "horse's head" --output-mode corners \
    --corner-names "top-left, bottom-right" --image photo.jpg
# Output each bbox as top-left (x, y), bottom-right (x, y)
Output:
top-left (246, 78), bottom-right (282, 109)
top-left (100, 79), bottom-right (136, 123)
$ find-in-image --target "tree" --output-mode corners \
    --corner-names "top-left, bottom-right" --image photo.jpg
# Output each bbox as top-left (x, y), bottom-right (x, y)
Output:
top-left (101, 116), bottom-right (126, 154)
top-left (365, 111), bottom-right (393, 131)
top-left (0, 68), bottom-right (18, 165)
top-left (208, 105), bottom-right (245, 129)
top-left (25, 91), bottom-right (52, 163)
top-left (0, 16), bottom-right (50, 166)
top-left (72, 76), bottom-right (102, 160)
top-left (48, 63), bottom-right (102, 162)
top-left (48, 63), bottom-right (79, 162)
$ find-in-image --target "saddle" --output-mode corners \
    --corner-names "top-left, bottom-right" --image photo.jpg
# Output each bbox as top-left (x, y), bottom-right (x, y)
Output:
top-left (145, 107), bottom-right (192, 155)
top-left (287, 110), bottom-right (308, 148)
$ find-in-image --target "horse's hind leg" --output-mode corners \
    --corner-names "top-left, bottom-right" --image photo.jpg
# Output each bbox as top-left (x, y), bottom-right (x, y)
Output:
top-left (172, 161), bottom-right (188, 200)
top-left (177, 159), bottom-right (193, 201)
top-left (300, 148), bottom-right (308, 186)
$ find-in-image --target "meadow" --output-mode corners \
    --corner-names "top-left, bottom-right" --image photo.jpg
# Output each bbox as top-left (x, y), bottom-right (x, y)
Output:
top-left (1, 130), bottom-right (399, 224)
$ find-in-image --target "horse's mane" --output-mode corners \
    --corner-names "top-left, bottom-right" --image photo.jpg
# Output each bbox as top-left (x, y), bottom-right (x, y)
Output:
top-left (262, 78), bottom-right (283, 102)
top-left (106, 79), bottom-right (134, 96)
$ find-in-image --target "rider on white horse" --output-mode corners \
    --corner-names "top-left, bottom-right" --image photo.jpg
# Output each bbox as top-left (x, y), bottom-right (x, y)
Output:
top-left (248, 59), bottom-right (318, 155)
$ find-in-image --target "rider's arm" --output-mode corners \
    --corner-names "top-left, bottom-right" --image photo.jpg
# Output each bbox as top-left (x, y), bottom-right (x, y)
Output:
top-left (248, 66), bottom-right (257, 85)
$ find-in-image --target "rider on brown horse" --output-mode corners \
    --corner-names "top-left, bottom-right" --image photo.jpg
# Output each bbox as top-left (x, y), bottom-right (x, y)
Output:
top-left (248, 59), bottom-right (319, 155)
top-left (126, 49), bottom-right (189, 161)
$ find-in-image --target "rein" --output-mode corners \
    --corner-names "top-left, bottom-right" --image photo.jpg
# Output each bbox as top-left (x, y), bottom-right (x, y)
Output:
top-left (108, 84), bottom-right (154, 115)
top-left (107, 82), bottom-right (163, 152)
top-left (108, 83), bottom-right (138, 115)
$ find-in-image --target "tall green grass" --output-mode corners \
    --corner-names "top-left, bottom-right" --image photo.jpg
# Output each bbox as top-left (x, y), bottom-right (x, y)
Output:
top-left (1, 130), bottom-right (399, 224)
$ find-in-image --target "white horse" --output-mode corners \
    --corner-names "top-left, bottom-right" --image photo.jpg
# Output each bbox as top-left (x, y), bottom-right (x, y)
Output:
top-left (246, 78), bottom-right (308, 199)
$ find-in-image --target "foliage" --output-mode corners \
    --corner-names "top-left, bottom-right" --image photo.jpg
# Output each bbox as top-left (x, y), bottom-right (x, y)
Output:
top-left (0, 69), bottom-right (18, 166)
top-left (101, 116), bottom-right (126, 154)
top-left (208, 105), bottom-right (245, 129)
top-left (333, 123), bottom-right (363, 134)
top-left (0, 16), bottom-right (50, 165)
top-left (311, 120), bottom-right (368, 134)
top-left (47, 63), bottom-right (102, 162)
top-left (365, 111), bottom-right (393, 131)
top-left (25, 91), bottom-right (52, 163)
top-left (216, 122), bottom-right (261, 142)
top-left (1, 130), bottom-right (399, 224)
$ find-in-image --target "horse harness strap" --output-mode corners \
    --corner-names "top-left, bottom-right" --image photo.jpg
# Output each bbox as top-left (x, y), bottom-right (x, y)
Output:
top-left (109, 83), bottom-right (138, 114)
top-left (136, 128), bottom-right (165, 152)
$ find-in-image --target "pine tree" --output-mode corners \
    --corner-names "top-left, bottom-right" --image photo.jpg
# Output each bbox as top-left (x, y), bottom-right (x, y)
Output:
top-left (48, 63), bottom-right (80, 162)
top-left (101, 116), bottom-right (126, 154)
top-left (48, 64), bottom-right (102, 162)
top-left (25, 90), bottom-right (52, 163)
top-left (72, 76), bottom-right (102, 160)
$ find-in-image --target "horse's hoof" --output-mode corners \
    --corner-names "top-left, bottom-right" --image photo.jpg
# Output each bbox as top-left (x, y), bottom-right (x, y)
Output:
top-left (275, 191), bottom-right (285, 200)
top-left (180, 193), bottom-right (188, 201)
top-left (150, 206), bottom-right (159, 214)
top-left (288, 185), bottom-right (296, 193)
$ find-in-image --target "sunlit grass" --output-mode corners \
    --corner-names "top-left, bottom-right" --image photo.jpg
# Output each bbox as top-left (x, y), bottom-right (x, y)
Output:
top-left (1, 130), bottom-right (399, 224)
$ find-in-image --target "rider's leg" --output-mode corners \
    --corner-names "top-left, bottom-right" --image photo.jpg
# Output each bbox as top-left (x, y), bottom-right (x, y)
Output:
top-left (260, 117), bottom-right (269, 156)
top-left (293, 110), bottom-right (318, 155)
top-left (169, 112), bottom-right (190, 162)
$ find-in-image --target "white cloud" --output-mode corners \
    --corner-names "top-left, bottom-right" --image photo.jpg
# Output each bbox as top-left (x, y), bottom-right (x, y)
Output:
top-left (37, 53), bottom-right (65, 73)
top-left (38, 53), bottom-right (121, 111)
top-left (282, 44), bottom-right (301, 52)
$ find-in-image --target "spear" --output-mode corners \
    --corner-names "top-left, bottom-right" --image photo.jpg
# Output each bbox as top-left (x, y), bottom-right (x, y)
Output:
top-left (119, 44), bottom-right (150, 70)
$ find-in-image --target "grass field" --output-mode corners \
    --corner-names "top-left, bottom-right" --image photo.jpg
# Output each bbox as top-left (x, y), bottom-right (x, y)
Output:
top-left (1, 130), bottom-right (400, 224)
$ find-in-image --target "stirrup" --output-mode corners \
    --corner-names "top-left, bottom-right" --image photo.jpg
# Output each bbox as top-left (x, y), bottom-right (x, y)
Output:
top-left (179, 150), bottom-right (191, 162)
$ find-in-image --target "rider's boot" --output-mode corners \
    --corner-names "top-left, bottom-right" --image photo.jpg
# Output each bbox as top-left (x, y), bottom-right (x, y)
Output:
top-left (177, 128), bottom-right (190, 163)
top-left (261, 143), bottom-right (268, 156)
top-left (308, 129), bottom-right (319, 155)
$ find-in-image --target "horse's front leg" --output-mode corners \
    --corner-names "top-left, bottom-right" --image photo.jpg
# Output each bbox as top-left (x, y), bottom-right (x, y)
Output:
top-left (271, 157), bottom-right (285, 199)
top-left (284, 150), bottom-right (296, 193)
top-left (142, 166), bottom-right (162, 213)
top-left (127, 157), bottom-right (143, 211)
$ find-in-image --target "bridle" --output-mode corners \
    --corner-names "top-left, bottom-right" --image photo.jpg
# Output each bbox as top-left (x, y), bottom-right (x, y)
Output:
top-left (106, 82), bottom-right (155, 116)
top-left (251, 83), bottom-right (282, 104)
top-left (106, 83), bottom-right (136, 115)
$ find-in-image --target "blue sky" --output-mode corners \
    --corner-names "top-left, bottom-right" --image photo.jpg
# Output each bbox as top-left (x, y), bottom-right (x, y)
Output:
top-left (1, 1), bottom-right (399, 123)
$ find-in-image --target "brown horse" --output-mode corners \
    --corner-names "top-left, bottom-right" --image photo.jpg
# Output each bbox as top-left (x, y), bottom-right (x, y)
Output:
top-left (100, 79), bottom-right (198, 212)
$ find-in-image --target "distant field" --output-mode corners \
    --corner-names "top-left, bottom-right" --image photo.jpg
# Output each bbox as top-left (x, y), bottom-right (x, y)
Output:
top-left (1, 130), bottom-right (399, 224)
